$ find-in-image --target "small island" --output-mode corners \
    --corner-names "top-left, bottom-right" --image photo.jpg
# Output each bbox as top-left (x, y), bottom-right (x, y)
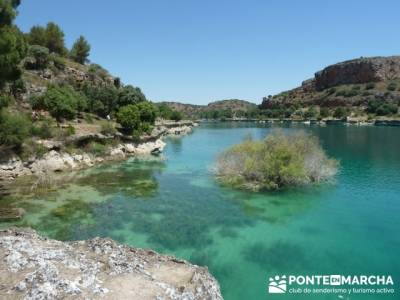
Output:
top-left (214, 130), bottom-right (338, 191)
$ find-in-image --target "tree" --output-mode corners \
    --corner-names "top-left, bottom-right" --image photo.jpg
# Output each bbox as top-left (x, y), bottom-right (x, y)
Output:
top-left (70, 35), bottom-right (90, 64)
top-left (0, 0), bottom-right (27, 88)
top-left (31, 85), bottom-right (87, 121)
top-left (319, 107), bottom-right (330, 118)
top-left (83, 84), bottom-right (118, 117)
top-left (0, 0), bottom-right (21, 26)
top-left (44, 22), bottom-right (66, 55)
top-left (117, 85), bottom-right (146, 108)
top-left (25, 45), bottom-right (49, 69)
top-left (116, 104), bottom-right (140, 132)
top-left (171, 110), bottom-right (183, 121)
top-left (333, 107), bottom-right (348, 119)
top-left (27, 25), bottom-right (47, 46)
top-left (137, 101), bottom-right (157, 123)
top-left (0, 109), bottom-right (31, 149)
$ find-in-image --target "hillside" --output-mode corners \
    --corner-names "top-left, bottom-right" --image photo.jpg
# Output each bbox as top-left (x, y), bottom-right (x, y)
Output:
top-left (261, 56), bottom-right (400, 120)
top-left (160, 99), bottom-right (258, 119)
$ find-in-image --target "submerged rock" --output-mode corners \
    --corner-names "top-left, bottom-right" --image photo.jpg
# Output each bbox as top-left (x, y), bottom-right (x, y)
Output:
top-left (0, 228), bottom-right (223, 300)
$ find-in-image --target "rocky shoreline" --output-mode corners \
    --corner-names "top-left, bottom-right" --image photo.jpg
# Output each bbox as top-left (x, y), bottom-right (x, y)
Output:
top-left (0, 122), bottom-right (196, 182)
top-left (0, 228), bottom-right (222, 300)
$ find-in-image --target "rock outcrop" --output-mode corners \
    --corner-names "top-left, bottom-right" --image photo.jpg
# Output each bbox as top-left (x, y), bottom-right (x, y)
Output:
top-left (0, 139), bottom-right (166, 181)
top-left (0, 228), bottom-right (223, 300)
top-left (315, 56), bottom-right (400, 90)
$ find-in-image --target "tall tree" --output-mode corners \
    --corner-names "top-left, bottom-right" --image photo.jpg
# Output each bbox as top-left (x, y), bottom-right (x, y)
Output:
top-left (0, 0), bottom-right (27, 88)
top-left (45, 22), bottom-right (66, 55)
top-left (27, 25), bottom-right (47, 46)
top-left (70, 36), bottom-right (91, 64)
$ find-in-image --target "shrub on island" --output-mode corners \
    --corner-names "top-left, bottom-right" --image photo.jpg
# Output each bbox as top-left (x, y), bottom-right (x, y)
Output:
top-left (214, 130), bottom-right (338, 191)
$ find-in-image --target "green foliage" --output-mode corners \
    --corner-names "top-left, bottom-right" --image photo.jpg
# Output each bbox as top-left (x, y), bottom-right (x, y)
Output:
top-left (27, 22), bottom-right (67, 56)
top-left (365, 82), bottom-right (376, 90)
top-left (69, 35), bottom-right (90, 64)
top-left (157, 103), bottom-right (173, 119)
top-left (116, 104), bottom-right (140, 131)
top-left (31, 117), bottom-right (55, 139)
top-left (0, 94), bottom-right (11, 109)
top-left (26, 25), bottom-right (46, 45)
top-left (88, 63), bottom-right (109, 80)
top-left (214, 130), bottom-right (338, 191)
top-left (49, 53), bottom-right (66, 70)
top-left (116, 101), bottom-right (157, 136)
top-left (333, 107), bottom-right (348, 119)
top-left (43, 22), bottom-right (66, 55)
top-left (25, 45), bottom-right (49, 69)
top-left (387, 82), bottom-right (397, 91)
top-left (0, 0), bottom-right (20, 26)
top-left (367, 99), bottom-right (398, 115)
top-left (0, 110), bottom-right (31, 148)
top-left (304, 106), bottom-right (317, 119)
top-left (319, 107), bottom-right (330, 118)
top-left (117, 85), bottom-right (146, 108)
top-left (82, 84), bottom-right (118, 117)
top-left (100, 121), bottom-right (117, 135)
top-left (85, 142), bottom-right (108, 156)
top-left (171, 110), bottom-right (183, 121)
top-left (136, 101), bottom-right (157, 123)
top-left (0, 25), bottom-right (27, 87)
top-left (31, 85), bottom-right (87, 121)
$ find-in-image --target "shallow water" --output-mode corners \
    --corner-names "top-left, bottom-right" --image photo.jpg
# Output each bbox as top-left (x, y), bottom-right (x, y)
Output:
top-left (2, 122), bottom-right (400, 299)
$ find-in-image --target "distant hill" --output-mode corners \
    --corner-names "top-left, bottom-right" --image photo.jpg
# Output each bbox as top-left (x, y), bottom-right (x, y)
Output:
top-left (260, 56), bottom-right (400, 119)
top-left (159, 99), bottom-right (258, 119)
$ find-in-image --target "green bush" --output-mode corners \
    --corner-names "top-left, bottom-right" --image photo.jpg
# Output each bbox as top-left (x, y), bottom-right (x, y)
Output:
top-left (31, 85), bottom-right (87, 121)
top-left (25, 45), bottom-right (49, 69)
top-left (0, 110), bottom-right (32, 149)
top-left (83, 84), bottom-right (118, 117)
top-left (50, 54), bottom-right (66, 70)
top-left (100, 121), bottom-right (117, 135)
top-left (319, 107), bottom-right (330, 118)
top-left (117, 85), bottom-right (146, 108)
top-left (365, 82), bottom-right (376, 90)
top-left (31, 118), bottom-right (55, 139)
top-left (333, 107), bottom-right (348, 119)
top-left (367, 99), bottom-right (398, 115)
top-left (137, 101), bottom-right (157, 123)
top-left (304, 107), bottom-right (317, 119)
top-left (116, 104), bottom-right (140, 132)
top-left (214, 130), bottom-right (338, 191)
top-left (85, 142), bottom-right (107, 156)
top-left (387, 82), bottom-right (397, 91)
top-left (0, 95), bottom-right (11, 109)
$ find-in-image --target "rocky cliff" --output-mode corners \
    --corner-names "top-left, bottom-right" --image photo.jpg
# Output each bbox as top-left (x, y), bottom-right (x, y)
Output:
top-left (314, 56), bottom-right (400, 90)
top-left (0, 228), bottom-right (223, 300)
top-left (260, 55), bottom-right (400, 115)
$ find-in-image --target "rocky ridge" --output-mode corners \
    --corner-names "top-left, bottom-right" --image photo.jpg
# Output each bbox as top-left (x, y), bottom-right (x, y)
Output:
top-left (0, 228), bottom-right (223, 300)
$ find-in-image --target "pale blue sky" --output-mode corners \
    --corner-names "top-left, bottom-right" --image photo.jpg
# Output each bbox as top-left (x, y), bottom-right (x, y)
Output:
top-left (16, 0), bottom-right (400, 104)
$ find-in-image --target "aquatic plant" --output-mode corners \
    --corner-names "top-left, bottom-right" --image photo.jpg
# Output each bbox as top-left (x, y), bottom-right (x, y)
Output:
top-left (214, 130), bottom-right (338, 191)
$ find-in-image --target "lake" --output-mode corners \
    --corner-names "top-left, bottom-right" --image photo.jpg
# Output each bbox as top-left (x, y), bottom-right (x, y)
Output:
top-left (1, 122), bottom-right (400, 299)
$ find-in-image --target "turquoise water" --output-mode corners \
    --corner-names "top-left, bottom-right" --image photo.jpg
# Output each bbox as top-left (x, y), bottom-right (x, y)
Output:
top-left (2, 123), bottom-right (400, 299)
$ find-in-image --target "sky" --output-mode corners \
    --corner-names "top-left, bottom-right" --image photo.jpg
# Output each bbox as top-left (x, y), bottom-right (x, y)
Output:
top-left (16, 0), bottom-right (400, 105)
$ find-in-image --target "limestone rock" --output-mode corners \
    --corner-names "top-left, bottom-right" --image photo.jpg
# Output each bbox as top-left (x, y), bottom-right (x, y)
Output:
top-left (0, 228), bottom-right (223, 300)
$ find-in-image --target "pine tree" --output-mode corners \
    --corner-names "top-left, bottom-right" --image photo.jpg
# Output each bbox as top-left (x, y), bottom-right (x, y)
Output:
top-left (70, 36), bottom-right (91, 64)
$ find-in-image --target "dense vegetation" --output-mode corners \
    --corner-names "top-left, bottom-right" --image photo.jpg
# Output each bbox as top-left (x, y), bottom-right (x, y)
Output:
top-left (214, 131), bottom-right (338, 191)
top-left (0, 0), bottom-right (183, 154)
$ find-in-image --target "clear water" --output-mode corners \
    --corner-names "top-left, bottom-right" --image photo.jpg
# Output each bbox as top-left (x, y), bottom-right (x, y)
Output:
top-left (1, 123), bottom-right (400, 299)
